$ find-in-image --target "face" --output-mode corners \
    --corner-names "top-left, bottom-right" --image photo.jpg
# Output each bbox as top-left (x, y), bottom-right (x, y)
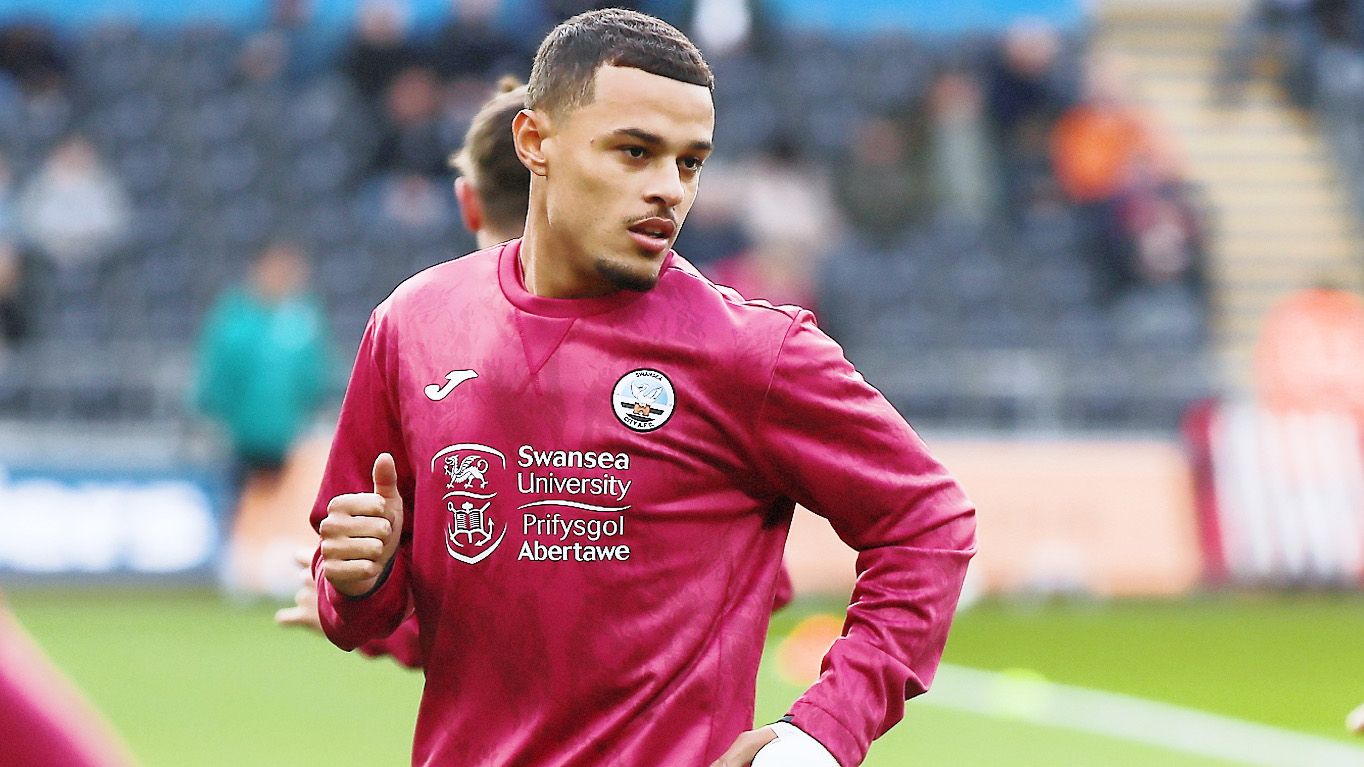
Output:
top-left (536, 65), bottom-right (714, 295)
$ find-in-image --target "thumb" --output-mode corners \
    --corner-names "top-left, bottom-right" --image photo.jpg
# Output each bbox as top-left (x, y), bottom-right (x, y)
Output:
top-left (372, 453), bottom-right (405, 544)
top-left (372, 452), bottom-right (401, 505)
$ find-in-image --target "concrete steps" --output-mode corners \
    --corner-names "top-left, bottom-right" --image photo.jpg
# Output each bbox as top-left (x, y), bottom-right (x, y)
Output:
top-left (1093, 0), bottom-right (1363, 393)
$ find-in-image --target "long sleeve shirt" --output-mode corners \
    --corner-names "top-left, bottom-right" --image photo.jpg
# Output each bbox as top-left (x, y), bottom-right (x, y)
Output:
top-left (311, 239), bottom-right (975, 767)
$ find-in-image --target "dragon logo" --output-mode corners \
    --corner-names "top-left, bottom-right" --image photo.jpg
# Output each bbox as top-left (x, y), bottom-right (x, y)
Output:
top-left (445, 455), bottom-right (489, 489)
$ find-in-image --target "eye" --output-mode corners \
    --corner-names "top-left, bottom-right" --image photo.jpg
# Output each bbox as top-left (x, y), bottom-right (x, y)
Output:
top-left (622, 145), bottom-right (647, 159)
top-left (680, 156), bottom-right (705, 171)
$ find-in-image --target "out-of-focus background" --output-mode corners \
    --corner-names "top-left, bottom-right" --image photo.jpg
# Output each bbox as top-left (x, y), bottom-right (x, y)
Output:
top-left (1, 0), bottom-right (1364, 764)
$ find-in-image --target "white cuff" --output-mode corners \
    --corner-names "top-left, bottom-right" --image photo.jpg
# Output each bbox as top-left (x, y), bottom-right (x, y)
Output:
top-left (751, 722), bottom-right (840, 767)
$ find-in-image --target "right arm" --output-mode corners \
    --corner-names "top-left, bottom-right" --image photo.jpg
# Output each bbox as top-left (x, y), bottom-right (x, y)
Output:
top-left (309, 306), bottom-right (415, 650)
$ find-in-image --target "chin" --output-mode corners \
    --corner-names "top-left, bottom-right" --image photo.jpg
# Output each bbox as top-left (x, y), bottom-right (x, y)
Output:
top-left (596, 258), bottom-right (661, 293)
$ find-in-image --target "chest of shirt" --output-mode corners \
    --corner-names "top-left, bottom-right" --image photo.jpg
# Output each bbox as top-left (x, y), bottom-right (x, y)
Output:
top-left (391, 307), bottom-right (777, 561)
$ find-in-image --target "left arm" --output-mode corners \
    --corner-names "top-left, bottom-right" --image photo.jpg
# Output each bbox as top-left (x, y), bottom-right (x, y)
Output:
top-left (747, 311), bottom-right (977, 767)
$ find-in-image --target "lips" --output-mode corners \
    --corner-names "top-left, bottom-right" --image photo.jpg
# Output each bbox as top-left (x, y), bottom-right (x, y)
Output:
top-left (627, 217), bottom-right (676, 253)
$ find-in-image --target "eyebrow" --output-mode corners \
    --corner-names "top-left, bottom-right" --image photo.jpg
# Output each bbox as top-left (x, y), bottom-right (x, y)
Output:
top-left (611, 127), bottom-right (713, 154)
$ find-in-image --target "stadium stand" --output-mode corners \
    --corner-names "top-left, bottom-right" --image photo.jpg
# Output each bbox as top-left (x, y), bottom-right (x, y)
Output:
top-left (0, 6), bottom-right (1214, 446)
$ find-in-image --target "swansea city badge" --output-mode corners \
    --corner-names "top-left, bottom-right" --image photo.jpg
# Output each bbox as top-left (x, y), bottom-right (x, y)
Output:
top-left (612, 368), bottom-right (675, 432)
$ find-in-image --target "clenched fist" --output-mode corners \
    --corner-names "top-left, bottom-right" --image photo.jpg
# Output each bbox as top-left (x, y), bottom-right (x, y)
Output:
top-left (318, 453), bottom-right (405, 597)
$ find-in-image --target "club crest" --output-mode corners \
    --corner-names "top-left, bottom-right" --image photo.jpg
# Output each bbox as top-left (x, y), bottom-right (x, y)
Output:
top-left (611, 369), bottom-right (675, 432)
top-left (431, 443), bottom-right (506, 564)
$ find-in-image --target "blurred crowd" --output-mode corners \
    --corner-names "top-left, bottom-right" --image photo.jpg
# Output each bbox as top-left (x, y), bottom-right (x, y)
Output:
top-left (0, 0), bottom-right (1215, 431)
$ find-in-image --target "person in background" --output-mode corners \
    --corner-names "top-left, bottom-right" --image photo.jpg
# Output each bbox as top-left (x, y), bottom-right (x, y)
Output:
top-left (17, 134), bottom-right (129, 271)
top-left (340, 0), bottom-right (422, 104)
top-left (0, 241), bottom-right (25, 358)
top-left (193, 240), bottom-right (330, 499)
top-left (713, 133), bottom-right (837, 311)
top-left (833, 113), bottom-right (925, 247)
top-left (986, 18), bottom-right (1073, 217)
top-left (679, 0), bottom-right (780, 61)
top-left (927, 69), bottom-right (998, 221)
top-left (1050, 51), bottom-right (1184, 303)
top-left (430, 0), bottom-right (528, 86)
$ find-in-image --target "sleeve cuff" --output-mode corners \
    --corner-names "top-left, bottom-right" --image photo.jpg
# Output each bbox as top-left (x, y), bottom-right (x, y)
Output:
top-left (787, 702), bottom-right (862, 767)
top-left (317, 553), bottom-right (410, 651)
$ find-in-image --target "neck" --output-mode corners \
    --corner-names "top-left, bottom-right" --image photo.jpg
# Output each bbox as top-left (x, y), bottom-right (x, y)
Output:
top-left (518, 217), bottom-right (613, 300)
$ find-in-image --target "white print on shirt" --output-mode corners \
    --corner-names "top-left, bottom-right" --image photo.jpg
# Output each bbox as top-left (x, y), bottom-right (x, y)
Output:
top-left (432, 443), bottom-right (506, 564)
top-left (424, 369), bottom-right (478, 401)
top-left (611, 369), bottom-right (675, 432)
top-left (431, 442), bottom-right (637, 564)
top-left (513, 445), bottom-right (634, 561)
top-left (516, 501), bottom-right (631, 562)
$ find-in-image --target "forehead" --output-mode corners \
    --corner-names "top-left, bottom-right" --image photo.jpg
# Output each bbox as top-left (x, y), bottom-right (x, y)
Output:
top-left (569, 65), bottom-right (714, 143)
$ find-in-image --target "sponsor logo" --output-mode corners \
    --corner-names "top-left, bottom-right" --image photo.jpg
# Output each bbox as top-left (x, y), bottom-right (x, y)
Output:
top-left (428, 441), bottom-right (639, 565)
top-left (517, 501), bottom-right (631, 562)
top-left (425, 369), bottom-right (478, 401)
top-left (611, 368), bottom-right (675, 432)
top-left (431, 443), bottom-right (506, 564)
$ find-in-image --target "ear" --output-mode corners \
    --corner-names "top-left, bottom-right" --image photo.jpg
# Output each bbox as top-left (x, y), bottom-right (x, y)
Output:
top-left (512, 108), bottom-right (550, 177)
top-left (454, 177), bottom-right (483, 236)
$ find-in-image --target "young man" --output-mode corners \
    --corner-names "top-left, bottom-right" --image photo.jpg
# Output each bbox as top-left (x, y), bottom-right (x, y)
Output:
top-left (279, 77), bottom-right (794, 657)
top-left (312, 10), bottom-right (975, 767)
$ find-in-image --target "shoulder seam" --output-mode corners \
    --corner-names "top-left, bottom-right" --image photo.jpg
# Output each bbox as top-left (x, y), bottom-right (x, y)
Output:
top-left (662, 263), bottom-right (804, 320)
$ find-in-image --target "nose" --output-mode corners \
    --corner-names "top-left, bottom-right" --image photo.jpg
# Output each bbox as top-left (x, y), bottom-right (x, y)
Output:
top-left (645, 162), bottom-right (685, 209)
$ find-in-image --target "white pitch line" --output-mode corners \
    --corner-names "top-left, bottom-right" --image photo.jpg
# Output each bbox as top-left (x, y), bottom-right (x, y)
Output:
top-left (923, 664), bottom-right (1364, 767)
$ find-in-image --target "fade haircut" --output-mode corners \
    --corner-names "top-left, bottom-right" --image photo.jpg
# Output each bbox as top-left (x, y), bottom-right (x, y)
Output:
top-left (526, 8), bottom-right (713, 118)
top-left (450, 77), bottom-right (531, 235)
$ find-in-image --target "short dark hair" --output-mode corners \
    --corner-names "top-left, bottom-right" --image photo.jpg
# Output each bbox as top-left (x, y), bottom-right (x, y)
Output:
top-left (450, 77), bottom-right (531, 236)
top-left (526, 8), bottom-right (713, 118)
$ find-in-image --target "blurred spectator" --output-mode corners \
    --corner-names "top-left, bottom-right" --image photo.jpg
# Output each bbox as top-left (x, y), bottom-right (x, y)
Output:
top-left (371, 66), bottom-right (450, 178)
top-left (341, 0), bottom-right (422, 102)
top-left (364, 65), bottom-right (458, 230)
top-left (833, 113), bottom-right (926, 246)
top-left (0, 22), bottom-right (69, 97)
top-left (431, 0), bottom-right (528, 83)
top-left (237, 0), bottom-right (315, 84)
top-left (193, 241), bottom-right (330, 496)
top-left (0, 243), bottom-right (25, 356)
top-left (374, 172), bottom-right (456, 229)
top-left (1051, 53), bottom-right (1185, 302)
top-left (711, 135), bottom-right (836, 310)
top-left (238, 30), bottom-right (292, 85)
top-left (539, 0), bottom-right (640, 24)
top-left (0, 150), bottom-right (16, 240)
top-left (1216, 0), bottom-right (1319, 107)
top-left (679, 0), bottom-right (780, 60)
top-left (17, 135), bottom-right (130, 271)
top-left (928, 70), bottom-right (998, 220)
top-left (1253, 283), bottom-right (1364, 417)
top-left (671, 160), bottom-right (750, 267)
top-left (986, 19), bottom-right (1073, 216)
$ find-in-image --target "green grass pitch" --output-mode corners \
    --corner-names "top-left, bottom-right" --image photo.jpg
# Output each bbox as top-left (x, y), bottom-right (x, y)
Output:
top-left (6, 588), bottom-right (1364, 766)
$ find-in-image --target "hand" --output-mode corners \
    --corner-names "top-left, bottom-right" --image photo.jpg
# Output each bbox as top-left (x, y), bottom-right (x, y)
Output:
top-left (749, 722), bottom-right (839, 766)
top-left (275, 548), bottom-right (322, 633)
top-left (709, 727), bottom-right (776, 767)
top-left (318, 453), bottom-right (405, 597)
